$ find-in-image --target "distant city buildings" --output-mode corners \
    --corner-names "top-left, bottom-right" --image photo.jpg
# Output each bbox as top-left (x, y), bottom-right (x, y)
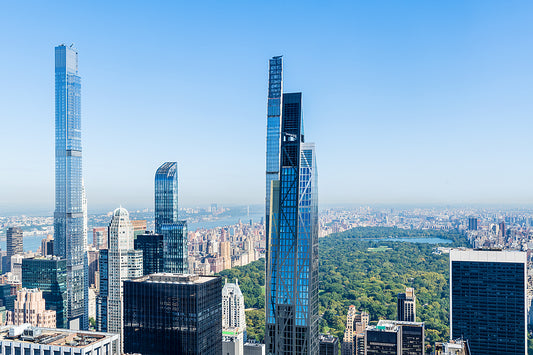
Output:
top-left (450, 249), bottom-right (527, 355)
top-left (265, 56), bottom-right (319, 355)
top-left (123, 273), bottom-right (222, 355)
top-left (4, 227), bottom-right (22, 273)
top-left (53, 44), bottom-right (88, 330)
top-left (397, 287), bottom-right (416, 322)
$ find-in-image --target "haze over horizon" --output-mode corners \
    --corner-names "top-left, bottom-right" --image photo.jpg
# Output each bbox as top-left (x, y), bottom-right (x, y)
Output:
top-left (2, 1), bottom-right (533, 213)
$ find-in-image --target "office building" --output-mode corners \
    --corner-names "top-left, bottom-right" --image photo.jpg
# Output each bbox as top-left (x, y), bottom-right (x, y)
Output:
top-left (4, 227), bottom-right (23, 273)
top-left (0, 285), bottom-right (15, 312)
top-left (7, 289), bottom-right (56, 328)
top-left (40, 235), bottom-right (54, 256)
top-left (265, 56), bottom-right (283, 251)
top-left (0, 324), bottom-right (119, 354)
top-left (450, 249), bottom-right (527, 355)
top-left (434, 339), bottom-right (471, 355)
top-left (97, 207), bottom-right (142, 348)
top-left (87, 248), bottom-right (99, 288)
top-left (134, 231), bottom-right (164, 275)
top-left (244, 342), bottom-right (266, 355)
top-left (467, 217), bottom-right (478, 231)
top-left (155, 162), bottom-right (188, 273)
top-left (53, 44), bottom-right (88, 330)
top-left (397, 287), bottom-right (416, 322)
top-left (319, 334), bottom-right (339, 355)
top-left (21, 256), bottom-right (67, 329)
top-left (342, 306), bottom-right (369, 355)
top-left (131, 219), bottom-right (147, 240)
top-left (365, 320), bottom-right (424, 355)
top-left (265, 90), bottom-right (319, 354)
top-left (223, 328), bottom-right (244, 355)
top-left (123, 273), bottom-right (222, 355)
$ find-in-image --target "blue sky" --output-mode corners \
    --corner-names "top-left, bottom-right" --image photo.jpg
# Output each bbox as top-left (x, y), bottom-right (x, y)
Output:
top-left (1, 1), bottom-right (533, 213)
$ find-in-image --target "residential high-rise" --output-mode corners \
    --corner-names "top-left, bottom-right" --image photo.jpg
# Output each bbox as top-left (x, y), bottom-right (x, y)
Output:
top-left (96, 207), bottom-right (143, 350)
top-left (222, 279), bottom-right (246, 330)
top-left (134, 231), bottom-right (164, 275)
top-left (155, 162), bottom-right (178, 234)
top-left (342, 306), bottom-right (369, 355)
top-left (53, 44), bottom-right (88, 330)
top-left (155, 162), bottom-right (188, 273)
top-left (265, 91), bottom-right (319, 354)
top-left (4, 227), bottom-right (23, 273)
top-left (131, 219), bottom-right (147, 240)
top-left (7, 289), bottom-right (56, 328)
top-left (123, 274), bottom-right (222, 355)
top-left (467, 217), bottom-right (478, 231)
top-left (93, 227), bottom-right (108, 250)
top-left (265, 56), bottom-right (283, 255)
top-left (21, 256), bottom-right (67, 329)
top-left (40, 235), bottom-right (54, 256)
top-left (397, 287), bottom-right (416, 322)
top-left (450, 249), bottom-right (527, 355)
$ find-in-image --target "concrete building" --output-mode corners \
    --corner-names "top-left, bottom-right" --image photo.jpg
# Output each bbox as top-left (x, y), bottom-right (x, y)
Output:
top-left (244, 341), bottom-right (266, 355)
top-left (222, 279), bottom-right (246, 331)
top-left (397, 287), bottom-right (416, 322)
top-left (40, 235), bottom-right (54, 256)
top-left (7, 289), bottom-right (56, 328)
top-left (342, 306), bottom-right (369, 355)
top-left (93, 227), bottom-right (108, 250)
top-left (4, 228), bottom-right (23, 273)
top-left (0, 324), bottom-right (119, 354)
top-left (223, 327), bottom-right (244, 355)
top-left (434, 339), bottom-right (471, 355)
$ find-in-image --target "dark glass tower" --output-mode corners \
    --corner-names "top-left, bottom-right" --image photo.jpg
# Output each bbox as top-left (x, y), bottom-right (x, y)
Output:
top-left (21, 256), bottom-right (68, 328)
top-left (123, 274), bottom-right (222, 355)
top-left (154, 162), bottom-right (188, 273)
top-left (450, 249), bottom-right (527, 355)
top-left (265, 92), bottom-right (319, 355)
top-left (53, 44), bottom-right (88, 330)
top-left (134, 232), bottom-right (164, 275)
top-left (4, 227), bottom-right (23, 273)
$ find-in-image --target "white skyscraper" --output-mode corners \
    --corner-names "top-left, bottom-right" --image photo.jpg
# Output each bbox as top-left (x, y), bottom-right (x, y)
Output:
top-left (222, 279), bottom-right (246, 355)
top-left (97, 207), bottom-right (143, 351)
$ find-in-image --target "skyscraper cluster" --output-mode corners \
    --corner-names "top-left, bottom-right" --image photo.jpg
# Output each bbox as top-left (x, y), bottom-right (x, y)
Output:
top-left (265, 56), bottom-right (319, 355)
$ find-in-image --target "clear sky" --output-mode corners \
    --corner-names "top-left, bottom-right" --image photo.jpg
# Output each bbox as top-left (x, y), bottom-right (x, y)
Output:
top-left (1, 0), bottom-right (533, 214)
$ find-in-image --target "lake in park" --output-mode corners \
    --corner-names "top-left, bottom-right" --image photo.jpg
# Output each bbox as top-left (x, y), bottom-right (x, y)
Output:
top-left (368, 237), bottom-right (452, 244)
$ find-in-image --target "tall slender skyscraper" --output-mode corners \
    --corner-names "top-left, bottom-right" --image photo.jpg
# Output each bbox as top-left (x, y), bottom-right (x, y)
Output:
top-left (155, 162), bottom-right (178, 234)
top-left (53, 44), bottom-right (88, 330)
top-left (266, 90), bottom-right (319, 355)
top-left (4, 227), bottom-right (23, 273)
top-left (154, 162), bottom-right (188, 273)
top-left (397, 287), bottom-right (416, 322)
top-left (265, 56), bottom-right (283, 250)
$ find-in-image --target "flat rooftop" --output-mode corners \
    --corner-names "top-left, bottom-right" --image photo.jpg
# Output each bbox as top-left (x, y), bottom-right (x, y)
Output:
top-left (450, 249), bottom-right (527, 264)
top-left (130, 273), bottom-right (219, 284)
top-left (0, 325), bottom-right (117, 348)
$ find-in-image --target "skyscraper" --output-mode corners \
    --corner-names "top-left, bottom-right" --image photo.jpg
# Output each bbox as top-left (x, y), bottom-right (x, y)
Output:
top-left (155, 162), bottom-right (178, 234)
top-left (53, 44), bottom-right (88, 330)
top-left (450, 249), bottom-right (527, 355)
top-left (21, 256), bottom-right (67, 329)
top-left (397, 287), bottom-right (416, 322)
top-left (4, 227), bottom-right (23, 273)
top-left (134, 231), bottom-right (164, 275)
top-left (342, 306), bottom-right (369, 355)
top-left (265, 90), bottom-right (319, 354)
top-left (97, 207), bottom-right (143, 349)
top-left (222, 279), bottom-right (246, 334)
top-left (265, 56), bottom-right (283, 254)
top-left (123, 274), bottom-right (222, 355)
top-left (7, 288), bottom-right (57, 328)
top-left (155, 162), bottom-right (188, 273)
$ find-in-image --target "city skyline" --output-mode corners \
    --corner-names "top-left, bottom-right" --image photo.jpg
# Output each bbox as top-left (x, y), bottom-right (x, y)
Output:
top-left (3, 1), bottom-right (533, 214)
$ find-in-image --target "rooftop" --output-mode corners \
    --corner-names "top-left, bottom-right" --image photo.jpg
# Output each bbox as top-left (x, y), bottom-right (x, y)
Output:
top-left (130, 273), bottom-right (219, 284)
top-left (0, 325), bottom-right (118, 348)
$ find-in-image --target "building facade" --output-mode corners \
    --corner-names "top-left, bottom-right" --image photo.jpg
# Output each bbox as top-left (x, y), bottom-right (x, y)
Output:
top-left (265, 90), bottom-right (319, 355)
top-left (97, 207), bottom-right (143, 348)
top-left (222, 279), bottom-right (246, 331)
top-left (365, 320), bottom-right (424, 355)
top-left (123, 274), bottom-right (222, 355)
top-left (5, 228), bottom-right (23, 273)
top-left (319, 334), bottom-right (339, 355)
top-left (134, 232), bottom-right (164, 275)
top-left (397, 287), bottom-right (416, 322)
top-left (53, 44), bottom-right (88, 330)
top-left (21, 256), bottom-right (67, 329)
top-left (7, 289), bottom-right (56, 328)
top-left (342, 306), bottom-right (369, 355)
top-left (450, 249), bottom-right (527, 355)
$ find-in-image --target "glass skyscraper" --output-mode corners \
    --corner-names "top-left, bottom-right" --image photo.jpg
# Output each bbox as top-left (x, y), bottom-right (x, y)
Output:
top-left (154, 162), bottom-right (188, 273)
top-left (265, 90), bottom-right (319, 355)
top-left (265, 56), bottom-right (283, 250)
top-left (53, 44), bottom-right (88, 330)
top-left (450, 249), bottom-right (527, 355)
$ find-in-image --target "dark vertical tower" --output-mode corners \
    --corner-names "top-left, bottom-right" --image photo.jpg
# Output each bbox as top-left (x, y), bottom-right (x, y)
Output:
top-left (397, 287), bottom-right (416, 322)
top-left (450, 249), bottom-right (527, 355)
top-left (265, 92), bottom-right (319, 355)
top-left (265, 56), bottom-right (283, 255)
top-left (123, 274), bottom-right (222, 355)
top-left (5, 227), bottom-right (23, 272)
top-left (134, 232), bottom-right (164, 275)
top-left (53, 44), bottom-right (88, 330)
